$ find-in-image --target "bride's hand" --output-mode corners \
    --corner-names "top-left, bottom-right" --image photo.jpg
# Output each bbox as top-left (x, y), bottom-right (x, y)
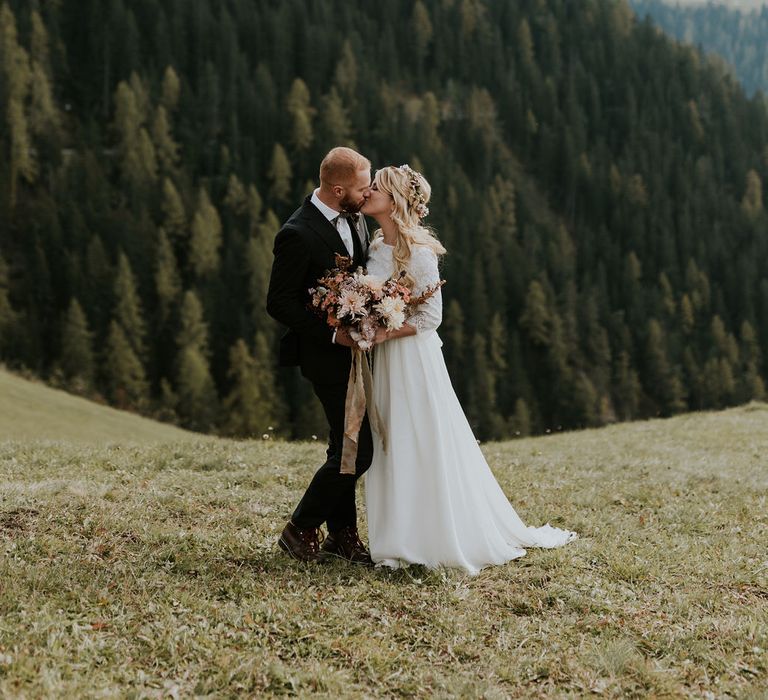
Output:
top-left (374, 327), bottom-right (390, 345)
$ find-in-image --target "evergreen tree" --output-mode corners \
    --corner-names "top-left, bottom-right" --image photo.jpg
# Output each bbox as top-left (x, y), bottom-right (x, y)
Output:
top-left (29, 10), bottom-right (50, 72)
top-left (253, 331), bottom-right (284, 424)
top-left (285, 78), bottom-right (314, 152)
top-left (488, 312), bottom-right (508, 408)
top-left (267, 143), bottom-right (293, 203)
top-left (1, 4), bottom-right (36, 208)
top-left (680, 293), bottom-right (695, 335)
top-left (174, 290), bottom-right (217, 430)
top-left (189, 187), bottom-right (223, 278)
top-left (683, 347), bottom-right (704, 410)
top-left (517, 18), bottom-right (535, 70)
top-left (154, 228), bottom-right (181, 324)
top-left (162, 177), bottom-right (187, 242)
top-left (0, 254), bottom-right (16, 357)
top-left (739, 320), bottom-right (766, 401)
top-left (466, 333), bottom-right (505, 439)
top-left (741, 169), bottom-right (764, 220)
top-left (113, 80), bottom-right (157, 191)
top-left (151, 105), bottom-right (179, 173)
top-left (317, 88), bottom-right (353, 147)
top-left (520, 280), bottom-right (551, 347)
top-left (113, 252), bottom-right (147, 360)
top-left (686, 260), bottom-right (711, 314)
top-left (645, 319), bottom-right (686, 415)
top-left (412, 1), bottom-right (434, 76)
top-left (157, 377), bottom-right (179, 423)
top-left (442, 299), bottom-right (466, 394)
top-left (175, 345), bottom-right (218, 431)
top-left (83, 236), bottom-right (113, 331)
top-left (103, 320), bottom-right (148, 409)
top-left (334, 41), bottom-right (358, 101)
top-left (246, 184), bottom-right (263, 224)
top-left (129, 72), bottom-right (151, 123)
top-left (247, 211), bottom-right (278, 333)
top-left (161, 65), bottom-right (181, 112)
top-left (222, 338), bottom-right (266, 436)
top-left (223, 174), bottom-right (248, 216)
top-left (614, 350), bottom-right (642, 421)
top-left (659, 273), bottom-right (676, 318)
top-left (28, 54), bottom-right (59, 138)
top-left (510, 398), bottom-right (531, 437)
top-left (60, 298), bottom-right (95, 387)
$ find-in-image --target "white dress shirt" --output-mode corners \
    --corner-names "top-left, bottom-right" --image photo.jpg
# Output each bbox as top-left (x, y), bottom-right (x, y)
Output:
top-left (311, 189), bottom-right (354, 345)
top-left (310, 189), bottom-right (355, 257)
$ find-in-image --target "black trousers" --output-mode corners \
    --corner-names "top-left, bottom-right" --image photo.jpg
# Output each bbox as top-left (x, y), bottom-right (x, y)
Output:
top-left (291, 381), bottom-right (374, 532)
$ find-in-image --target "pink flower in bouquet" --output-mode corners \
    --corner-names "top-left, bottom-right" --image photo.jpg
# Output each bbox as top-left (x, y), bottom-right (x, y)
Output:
top-left (337, 289), bottom-right (369, 319)
top-left (354, 316), bottom-right (379, 351)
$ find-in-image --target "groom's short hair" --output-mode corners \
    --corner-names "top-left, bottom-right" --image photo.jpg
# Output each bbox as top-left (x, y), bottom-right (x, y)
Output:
top-left (320, 147), bottom-right (371, 186)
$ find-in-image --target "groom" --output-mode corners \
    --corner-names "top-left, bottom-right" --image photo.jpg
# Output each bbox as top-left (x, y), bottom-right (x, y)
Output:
top-left (266, 146), bottom-right (374, 564)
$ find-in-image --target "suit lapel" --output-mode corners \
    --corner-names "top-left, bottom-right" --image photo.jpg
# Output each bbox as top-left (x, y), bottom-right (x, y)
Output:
top-left (358, 215), bottom-right (370, 255)
top-left (351, 221), bottom-right (364, 266)
top-left (299, 196), bottom-right (349, 258)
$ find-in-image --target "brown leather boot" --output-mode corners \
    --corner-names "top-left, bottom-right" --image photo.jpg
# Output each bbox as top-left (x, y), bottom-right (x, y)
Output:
top-left (278, 521), bottom-right (327, 563)
top-left (321, 525), bottom-right (373, 565)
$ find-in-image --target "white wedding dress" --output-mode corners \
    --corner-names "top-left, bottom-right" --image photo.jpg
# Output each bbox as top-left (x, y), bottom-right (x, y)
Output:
top-left (364, 238), bottom-right (577, 574)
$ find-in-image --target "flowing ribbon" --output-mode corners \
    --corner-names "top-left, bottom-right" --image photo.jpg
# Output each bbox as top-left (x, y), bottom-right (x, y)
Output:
top-left (340, 348), bottom-right (388, 475)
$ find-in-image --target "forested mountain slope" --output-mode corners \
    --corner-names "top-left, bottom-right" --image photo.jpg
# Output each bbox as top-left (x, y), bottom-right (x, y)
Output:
top-left (1, 0), bottom-right (767, 439)
top-left (631, 0), bottom-right (768, 96)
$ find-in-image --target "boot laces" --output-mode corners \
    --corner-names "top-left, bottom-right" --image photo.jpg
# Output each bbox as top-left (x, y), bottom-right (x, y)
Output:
top-left (298, 525), bottom-right (324, 553)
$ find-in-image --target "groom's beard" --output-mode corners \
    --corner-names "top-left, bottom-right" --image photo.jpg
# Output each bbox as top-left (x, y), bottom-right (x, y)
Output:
top-left (340, 194), bottom-right (366, 214)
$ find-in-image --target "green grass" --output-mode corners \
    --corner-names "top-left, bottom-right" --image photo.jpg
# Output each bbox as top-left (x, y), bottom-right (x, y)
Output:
top-left (0, 369), bottom-right (198, 444)
top-left (0, 375), bottom-right (766, 697)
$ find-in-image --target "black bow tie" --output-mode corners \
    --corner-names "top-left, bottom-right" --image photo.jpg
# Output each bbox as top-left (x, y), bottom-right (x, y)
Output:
top-left (336, 212), bottom-right (359, 225)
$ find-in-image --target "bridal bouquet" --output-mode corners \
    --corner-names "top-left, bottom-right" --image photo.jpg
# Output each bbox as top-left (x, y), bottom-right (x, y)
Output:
top-left (309, 254), bottom-right (442, 351)
top-left (309, 254), bottom-right (443, 474)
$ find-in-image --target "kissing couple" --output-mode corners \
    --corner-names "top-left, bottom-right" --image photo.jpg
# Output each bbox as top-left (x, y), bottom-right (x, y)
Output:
top-left (266, 146), bottom-right (577, 574)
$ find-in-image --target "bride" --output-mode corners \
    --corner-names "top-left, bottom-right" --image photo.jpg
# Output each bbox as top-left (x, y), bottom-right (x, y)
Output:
top-left (360, 164), bottom-right (577, 575)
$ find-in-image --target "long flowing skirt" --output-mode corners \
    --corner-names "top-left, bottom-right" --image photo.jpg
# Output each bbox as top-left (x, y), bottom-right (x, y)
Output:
top-left (365, 331), bottom-right (577, 575)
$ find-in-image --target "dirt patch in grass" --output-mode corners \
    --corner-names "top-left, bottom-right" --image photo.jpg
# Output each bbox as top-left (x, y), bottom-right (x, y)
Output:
top-left (0, 507), bottom-right (38, 534)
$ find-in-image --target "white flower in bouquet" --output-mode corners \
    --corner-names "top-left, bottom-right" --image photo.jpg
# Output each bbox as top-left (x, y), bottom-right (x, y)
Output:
top-left (337, 289), bottom-right (369, 319)
top-left (375, 296), bottom-right (407, 330)
top-left (353, 316), bottom-right (378, 350)
top-left (355, 273), bottom-right (384, 295)
top-left (309, 285), bottom-right (328, 307)
top-left (361, 316), bottom-right (377, 333)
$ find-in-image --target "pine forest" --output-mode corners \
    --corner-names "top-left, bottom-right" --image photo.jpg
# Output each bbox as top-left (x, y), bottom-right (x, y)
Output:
top-left (631, 0), bottom-right (768, 97)
top-left (1, 0), bottom-right (768, 440)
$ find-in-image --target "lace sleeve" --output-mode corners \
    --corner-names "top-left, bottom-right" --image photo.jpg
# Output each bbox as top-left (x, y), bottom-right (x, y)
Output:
top-left (407, 246), bottom-right (442, 334)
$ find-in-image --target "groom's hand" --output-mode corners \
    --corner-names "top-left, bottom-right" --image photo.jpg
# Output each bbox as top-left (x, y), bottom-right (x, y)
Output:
top-left (334, 327), bottom-right (357, 347)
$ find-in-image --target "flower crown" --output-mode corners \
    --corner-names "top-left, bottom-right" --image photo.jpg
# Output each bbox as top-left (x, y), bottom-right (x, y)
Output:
top-left (398, 164), bottom-right (430, 219)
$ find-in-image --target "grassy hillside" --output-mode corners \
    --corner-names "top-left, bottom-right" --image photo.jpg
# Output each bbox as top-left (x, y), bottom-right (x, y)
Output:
top-left (0, 369), bottom-right (198, 444)
top-left (0, 402), bottom-right (766, 697)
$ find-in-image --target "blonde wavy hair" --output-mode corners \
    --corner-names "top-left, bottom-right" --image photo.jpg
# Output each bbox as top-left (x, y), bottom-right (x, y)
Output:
top-left (372, 165), bottom-right (446, 290)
